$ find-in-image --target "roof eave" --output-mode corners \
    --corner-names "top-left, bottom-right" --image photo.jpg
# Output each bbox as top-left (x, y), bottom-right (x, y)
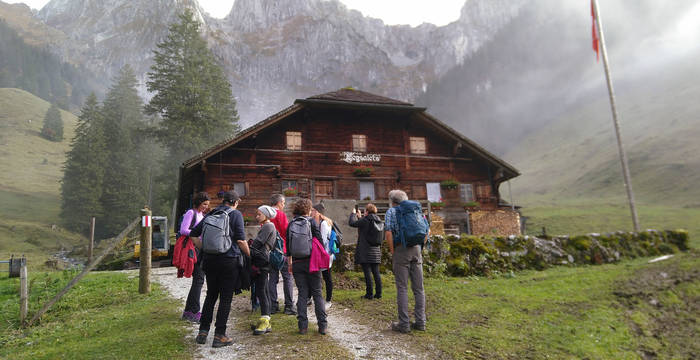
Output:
top-left (417, 112), bottom-right (520, 179)
top-left (295, 98), bottom-right (425, 112)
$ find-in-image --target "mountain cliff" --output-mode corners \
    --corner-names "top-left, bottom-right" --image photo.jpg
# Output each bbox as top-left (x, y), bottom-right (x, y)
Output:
top-left (24, 0), bottom-right (524, 126)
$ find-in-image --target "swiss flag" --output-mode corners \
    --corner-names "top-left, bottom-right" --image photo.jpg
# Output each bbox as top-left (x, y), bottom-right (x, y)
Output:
top-left (591, 0), bottom-right (600, 62)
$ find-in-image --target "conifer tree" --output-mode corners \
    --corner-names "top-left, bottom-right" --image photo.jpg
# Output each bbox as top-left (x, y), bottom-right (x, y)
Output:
top-left (99, 65), bottom-right (148, 236)
top-left (40, 103), bottom-right (63, 141)
top-left (60, 94), bottom-right (106, 234)
top-left (145, 9), bottom-right (240, 165)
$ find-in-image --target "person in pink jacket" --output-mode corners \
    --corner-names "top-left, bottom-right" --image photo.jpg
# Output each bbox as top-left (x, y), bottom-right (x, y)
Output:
top-left (180, 191), bottom-right (210, 323)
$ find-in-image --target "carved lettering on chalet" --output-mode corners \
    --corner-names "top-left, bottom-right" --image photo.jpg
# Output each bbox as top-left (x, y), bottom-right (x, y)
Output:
top-left (340, 152), bottom-right (381, 164)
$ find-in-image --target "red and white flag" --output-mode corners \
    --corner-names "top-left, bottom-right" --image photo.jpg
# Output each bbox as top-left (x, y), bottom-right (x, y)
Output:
top-left (591, 0), bottom-right (600, 62)
top-left (142, 215), bottom-right (151, 227)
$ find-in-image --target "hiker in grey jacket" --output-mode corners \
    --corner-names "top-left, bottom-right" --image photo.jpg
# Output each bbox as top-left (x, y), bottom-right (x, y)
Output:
top-left (250, 205), bottom-right (278, 335)
top-left (349, 203), bottom-right (383, 299)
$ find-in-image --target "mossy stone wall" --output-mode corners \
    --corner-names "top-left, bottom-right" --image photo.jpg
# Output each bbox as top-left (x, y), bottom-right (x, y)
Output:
top-left (333, 229), bottom-right (689, 277)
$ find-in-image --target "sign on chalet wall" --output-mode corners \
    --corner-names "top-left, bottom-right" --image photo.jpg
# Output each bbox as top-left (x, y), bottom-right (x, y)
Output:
top-left (340, 152), bottom-right (381, 164)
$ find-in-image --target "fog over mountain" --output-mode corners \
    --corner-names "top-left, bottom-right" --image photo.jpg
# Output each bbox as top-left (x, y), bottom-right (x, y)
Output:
top-left (2, 0), bottom-right (698, 157)
top-left (19, 0), bottom-right (525, 127)
top-left (416, 0), bottom-right (700, 155)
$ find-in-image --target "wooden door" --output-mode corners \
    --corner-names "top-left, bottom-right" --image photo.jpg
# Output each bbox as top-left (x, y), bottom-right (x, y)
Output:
top-left (315, 180), bottom-right (333, 200)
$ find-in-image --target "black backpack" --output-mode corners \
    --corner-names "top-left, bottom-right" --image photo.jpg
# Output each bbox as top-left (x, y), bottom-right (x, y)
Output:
top-left (287, 216), bottom-right (312, 258)
top-left (366, 217), bottom-right (384, 246)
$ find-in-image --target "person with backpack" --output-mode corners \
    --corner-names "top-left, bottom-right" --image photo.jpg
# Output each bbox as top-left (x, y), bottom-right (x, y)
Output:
top-left (248, 205), bottom-right (279, 335)
top-left (384, 189), bottom-right (429, 333)
top-left (178, 191), bottom-right (210, 323)
top-left (286, 198), bottom-right (327, 335)
top-left (267, 194), bottom-right (296, 315)
top-left (349, 203), bottom-right (383, 300)
top-left (312, 203), bottom-right (335, 310)
top-left (189, 190), bottom-right (249, 348)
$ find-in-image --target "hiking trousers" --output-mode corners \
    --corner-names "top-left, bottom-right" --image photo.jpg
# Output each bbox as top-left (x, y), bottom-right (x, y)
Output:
top-left (200, 255), bottom-right (239, 336)
top-left (361, 263), bottom-right (382, 298)
top-left (184, 256), bottom-right (205, 313)
top-left (253, 268), bottom-right (271, 316)
top-left (268, 257), bottom-right (294, 311)
top-left (392, 245), bottom-right (426, 329)
top-left (292, 259), bottom-right (327, 330)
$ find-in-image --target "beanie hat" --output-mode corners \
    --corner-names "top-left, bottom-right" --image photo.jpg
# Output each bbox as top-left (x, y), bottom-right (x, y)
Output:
top-left (257, 205), bottom-right (277, 220)
top-left (312, 203), bottom-right (326, 215)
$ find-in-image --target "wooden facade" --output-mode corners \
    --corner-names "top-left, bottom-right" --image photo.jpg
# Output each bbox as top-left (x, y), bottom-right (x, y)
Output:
top-left (177, 89), bottom-right (520, 231)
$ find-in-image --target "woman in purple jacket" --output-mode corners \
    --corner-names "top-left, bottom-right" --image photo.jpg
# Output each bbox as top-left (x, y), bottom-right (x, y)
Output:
top-left (180, 191), bottom-right (210, 323)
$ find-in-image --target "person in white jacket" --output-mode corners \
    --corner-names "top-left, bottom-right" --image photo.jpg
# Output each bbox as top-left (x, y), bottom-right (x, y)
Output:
top-left (312, 203), bottom-right (334, 311)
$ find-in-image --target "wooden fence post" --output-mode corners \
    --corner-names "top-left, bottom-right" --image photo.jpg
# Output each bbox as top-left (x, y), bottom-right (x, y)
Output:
top-left (88, 217), bottom-right (95, 264)
top-left (27, 218), bottom-right (140, 327)
top-left (19, 257), bottom-right (27, 327)
top-left (139, 208), bottom-right (152, 294)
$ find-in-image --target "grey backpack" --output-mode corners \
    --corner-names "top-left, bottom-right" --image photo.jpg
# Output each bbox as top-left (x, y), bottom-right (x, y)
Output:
top-left (287, 216), bottom-right (312, 258)
top-left (201, 208), bottom-right (234, 254)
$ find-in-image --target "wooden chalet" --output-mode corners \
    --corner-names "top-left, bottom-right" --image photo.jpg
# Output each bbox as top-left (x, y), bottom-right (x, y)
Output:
top-left (177, 88), bottom-right (521, 236)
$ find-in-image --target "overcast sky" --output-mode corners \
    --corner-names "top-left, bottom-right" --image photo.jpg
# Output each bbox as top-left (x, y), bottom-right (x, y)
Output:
top-left (7, 0), bottom-right (465, 26)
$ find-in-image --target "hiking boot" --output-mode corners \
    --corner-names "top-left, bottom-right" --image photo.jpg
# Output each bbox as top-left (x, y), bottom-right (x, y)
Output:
top-left (253, 316), bottom-right (271, 335)
top-left (362, 294), bottom-right (373, 300)
top-left (318, 325), bottom-right (327, 335)
top-left (190, 312), bottom-right (201, 323)
top-left (373, 294), bottom-right (382, 299)
top-left (391, 322), bottom-right (410, 334)
top-left (212, 334), bottom-right (234, 348)
top-left (284, 307), bottom-right (297, 315)
top-left (182, 311), bottom-right (196, 322)
top-left (298, 327), bottom-right (308, 335)
top-left (411, 322), bottom-right (426, 331)
top-left (195, 331), bottom-right (208, 344)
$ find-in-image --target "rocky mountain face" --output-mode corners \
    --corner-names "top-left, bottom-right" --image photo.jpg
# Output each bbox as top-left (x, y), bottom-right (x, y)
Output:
top-left (26, 0), bottom-right (525, 126)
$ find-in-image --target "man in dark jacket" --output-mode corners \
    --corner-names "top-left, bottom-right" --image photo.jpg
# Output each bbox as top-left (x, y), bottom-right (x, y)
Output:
top-left (190, 190), bottom-right (249, 348)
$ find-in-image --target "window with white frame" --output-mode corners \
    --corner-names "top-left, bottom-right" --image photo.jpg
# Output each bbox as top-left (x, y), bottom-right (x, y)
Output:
top-left (359, 181), bottom-right (375, 200)
top-left (426, 182), bottom-right (441, 202)
top-left (233, 182), bottom-right (246, 196)
top-left (409, 136), bottom-right (426, 154)
top-left (460, 183), bottom-right (474, 202)
top-left (352, 134), bottom-right (367, 152)
top-left (286, 131), bottom-right (301, 150)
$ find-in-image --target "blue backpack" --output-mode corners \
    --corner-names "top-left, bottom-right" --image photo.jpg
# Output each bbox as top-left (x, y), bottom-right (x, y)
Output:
top-left (395, 200), bottom-right (429, 248)
top-left (269, 231), bottom-right (286, 271)
top-left (329, 228), bottom-right (340, 255)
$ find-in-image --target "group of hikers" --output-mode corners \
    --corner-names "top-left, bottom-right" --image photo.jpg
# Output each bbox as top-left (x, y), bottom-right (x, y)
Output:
top-left (173, 189), bottom-right (429, 348)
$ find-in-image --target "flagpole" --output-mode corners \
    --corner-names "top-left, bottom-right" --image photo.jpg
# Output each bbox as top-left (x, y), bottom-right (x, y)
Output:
top-left (592, 0), bottom-right (640, 232)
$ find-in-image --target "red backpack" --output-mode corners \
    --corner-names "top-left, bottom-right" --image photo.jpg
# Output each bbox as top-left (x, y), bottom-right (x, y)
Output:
top-left (173, 212), bottom-right (197, 278)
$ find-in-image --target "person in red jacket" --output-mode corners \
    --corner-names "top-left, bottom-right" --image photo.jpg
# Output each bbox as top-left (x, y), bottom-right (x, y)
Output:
top-left (267, 194), bottom-right (296, 315)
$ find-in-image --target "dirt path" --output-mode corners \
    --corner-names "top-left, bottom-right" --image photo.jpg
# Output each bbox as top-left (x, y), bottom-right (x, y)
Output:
top-left (150, 266), bottom-right (428, 359)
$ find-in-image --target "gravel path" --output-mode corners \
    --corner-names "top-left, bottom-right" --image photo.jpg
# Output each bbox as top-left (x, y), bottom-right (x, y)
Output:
top-left (150, 266), bottom-right (428, 359)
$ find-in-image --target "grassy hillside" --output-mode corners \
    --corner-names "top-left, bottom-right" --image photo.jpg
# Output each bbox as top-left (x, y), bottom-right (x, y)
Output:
top-left (505, 52), bottom-right (700, 245)
top-left (0, 88), bottom-right (84, 263)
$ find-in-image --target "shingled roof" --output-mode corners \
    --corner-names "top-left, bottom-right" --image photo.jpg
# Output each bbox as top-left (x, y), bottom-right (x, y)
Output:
top-left (306, 88), bottom-right (413, 106)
